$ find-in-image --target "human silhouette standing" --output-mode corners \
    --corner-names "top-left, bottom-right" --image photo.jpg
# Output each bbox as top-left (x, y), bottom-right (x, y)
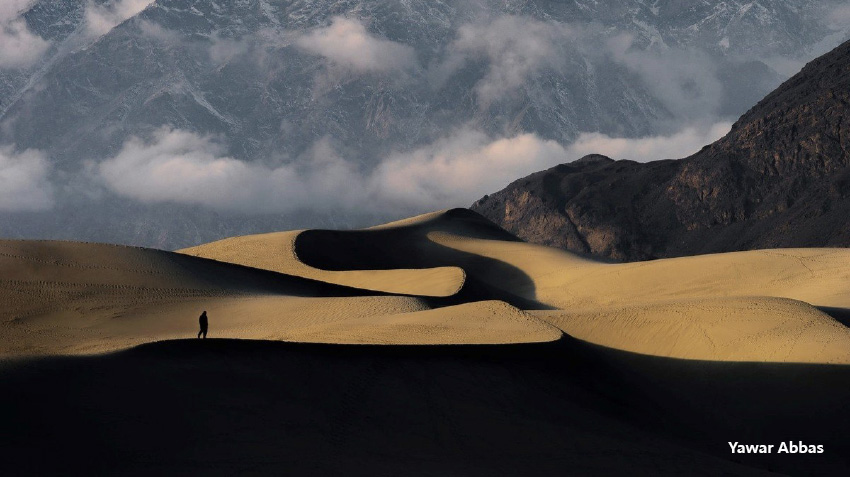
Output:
top-left (198, 311), bottom-right (208, 339)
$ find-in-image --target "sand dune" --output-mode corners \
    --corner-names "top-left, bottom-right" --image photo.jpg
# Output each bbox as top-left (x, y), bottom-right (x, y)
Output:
top-left (0, 221), bottom-right (559, 356)
top-left (539, 297), bottom-right (850, 363)
top-left (183, 208), bottom-right (850, 363)
top-left (285, 300), bottom-right (561, 345)
top-left (8, 338), bottom-right (830, 476)
top-left (179, 229), bottom-right (466, 298)
top-left (428, 233), bottom-right (850, 309)
top-left (3, 209), bottom-right (850, 363)
top-left (4, 209), bottom-right (850, 475)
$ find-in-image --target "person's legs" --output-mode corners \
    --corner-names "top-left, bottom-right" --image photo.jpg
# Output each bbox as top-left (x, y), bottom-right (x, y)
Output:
top-left (198, 329), bottom-right (203, 339)
top-left (202, 328), bottom-right (207, 339)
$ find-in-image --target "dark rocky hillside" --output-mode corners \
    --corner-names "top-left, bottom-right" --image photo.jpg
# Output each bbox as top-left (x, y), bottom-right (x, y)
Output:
top-left (472, 38), bottom-right (850, 261)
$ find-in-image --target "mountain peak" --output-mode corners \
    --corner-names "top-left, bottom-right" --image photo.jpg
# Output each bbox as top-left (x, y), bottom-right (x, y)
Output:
top-left (472, 38), bottom-right (850, 261)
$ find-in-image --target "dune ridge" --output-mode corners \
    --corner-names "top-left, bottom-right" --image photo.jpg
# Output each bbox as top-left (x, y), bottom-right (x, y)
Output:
top-left (184, 209), bottom-right (850, 363)
top-left (3, 209), bottom-right (850, 362)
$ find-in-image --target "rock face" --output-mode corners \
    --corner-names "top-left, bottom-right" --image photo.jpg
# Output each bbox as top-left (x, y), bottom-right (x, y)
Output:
top-left (472, 39), bottom-right (850, 261)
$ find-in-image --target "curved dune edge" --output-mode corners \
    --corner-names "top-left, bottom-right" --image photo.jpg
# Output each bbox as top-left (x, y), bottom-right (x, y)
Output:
top-left (537, 297), bottom-right (850, 364)
top-left (0, 239), bottom-right (557, 355)
top-left (2, 295), bottom-right (560, 356)
top-left (279, 300), bottom-right (563, 345)
top-left (6, 209), bottom-right (850, 361)
top-left (430, 234), bottom-right (850, 310)
top-left (179, 229), bottom-right (466, 298)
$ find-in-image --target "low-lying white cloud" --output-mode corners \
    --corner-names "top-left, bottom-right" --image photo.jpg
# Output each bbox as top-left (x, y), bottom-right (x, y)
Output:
top-left (97, 128), bottom-right (367, 213)
top-left (0, 145), bottom-right (54, 211)
top-left (371, 130), bottom-right (571, 210)
top-left (85, 0), bottom-right (153, 38)
top-left (566, 122), bottom-right (732, 162)
top-left (439, 16), bottom-right (575, 105)
top-left (294, 17), bottom-right (417, 73)
top-left (97, 123), bottom-right (731, 215)
top-left (0, 0), bottom-right (50, 69)
top-left (371, 122), bottom-right (731, 210)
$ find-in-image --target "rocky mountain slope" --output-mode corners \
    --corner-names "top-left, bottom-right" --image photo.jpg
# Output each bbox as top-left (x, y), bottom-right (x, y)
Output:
top-left (472, 38), bottom-right (850, 261)
top-left (0, 0), bottom-right (847, 248)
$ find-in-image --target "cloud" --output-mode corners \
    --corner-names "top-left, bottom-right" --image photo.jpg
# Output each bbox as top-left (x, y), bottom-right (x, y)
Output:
top-left (607, 34), bottom-right (723, 122)
top-left (138, 20), bottom-right (179, 44)
top-left (371, 122), bottom-right (731, 211)
top-left (371, 129), bottom-right (571, 211)
top-left (566, 122), bottom-right (732, 162)
top-left (97, 122), bottom-right (730, 215)
top-left (85, 0), bottom-right (153, 38)
top-left (437, 16), bottom-right (575, 106)
top-left (97, 127), bottom-right (367, 214)
top-left (0, 145), bottom-right (54, 211)
top-left (208, 36), bottom-right (250, 64)
top-left (294, 17), bottom-right (417, 74)
top-left (0, 0), bottom-right (50, 69)
top-left (825, 4), bottom-right (850, 30)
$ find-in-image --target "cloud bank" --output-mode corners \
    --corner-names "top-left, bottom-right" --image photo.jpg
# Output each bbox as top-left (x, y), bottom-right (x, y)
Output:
top-left (0, 145), bottom-right (54, 211)
top-left (295, 17), bottom-right (417, 74)
top-left (371, 130), bottom-right (570, 210)
top-left (0, 1), bottom-right (50, 69)
top-left (567, 122), bottom-right (732, 162)
top-left (96, 123), bottom-right (731, 215)
top-left (97, 128), bottom-right (367, 214)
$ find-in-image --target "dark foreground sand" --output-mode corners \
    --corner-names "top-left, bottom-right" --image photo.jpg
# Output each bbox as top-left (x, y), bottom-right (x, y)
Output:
top-left (3, 209), bottom-right (850, 474)
top-left (2, 337), bottom-right (848, 476)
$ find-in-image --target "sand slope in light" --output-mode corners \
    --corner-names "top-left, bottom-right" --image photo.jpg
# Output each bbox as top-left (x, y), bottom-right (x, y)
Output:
top-left (4, 209), bottom-right (850, 361)
top-left (0, 231), bottom-right (562, 356)
top-left (184, 209), bottom-right (850, 363)
top-left (430, 234), bottom-right (850, 310)
top-left (286, 300), bottom-right (561, 345)
top-left (539, 297), bottom-right (850, 363)
top-left (180, 229), bottom-right (465, 298)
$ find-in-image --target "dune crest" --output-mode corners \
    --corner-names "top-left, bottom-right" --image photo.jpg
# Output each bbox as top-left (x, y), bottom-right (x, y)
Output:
top-left (183, 209), bottom-right (850, 363)
top-left (540, 297), bottom-right (850, 363)
top-left (180, 229), bottom-right (466, 298)
top-left (4, 209), bottom-right (850, 361)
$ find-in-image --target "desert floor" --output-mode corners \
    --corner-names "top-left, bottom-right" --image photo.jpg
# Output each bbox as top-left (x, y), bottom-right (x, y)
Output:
top-left (2, 209), bottom-right (850, 475)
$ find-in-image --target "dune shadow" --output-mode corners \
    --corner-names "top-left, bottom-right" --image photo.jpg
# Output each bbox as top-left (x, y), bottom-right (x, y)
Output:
top-left (294, 209), bottom-right (554, 309)
top-left (817, 306), bottom-right (850, 327)
top-left (1, 337), bottom-right (848, 475)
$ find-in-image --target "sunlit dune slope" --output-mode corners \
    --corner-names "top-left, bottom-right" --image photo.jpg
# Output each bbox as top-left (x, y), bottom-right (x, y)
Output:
top-left (540, 297), bottom-right (850, 363)
top-left (285, 300), bottom-right (561, 345)
top-left (4, 208), bottom-right (850, 361)
top-left (0, 240), bottom-right (440, 356)
top-left (185, 208), bottom-right (850, 363)
top-left (430, 234), bottom-right (850, 310)
top-left (0, 230), bottom-right (563, 356)
top-left (183, 209), bottom-right (550, 309)
top-left (179, 229), bottom-right (465, 298)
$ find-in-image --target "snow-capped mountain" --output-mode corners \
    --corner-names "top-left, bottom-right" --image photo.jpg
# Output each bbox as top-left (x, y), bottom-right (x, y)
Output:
top-left (0, 0), bottom-right (846, 248)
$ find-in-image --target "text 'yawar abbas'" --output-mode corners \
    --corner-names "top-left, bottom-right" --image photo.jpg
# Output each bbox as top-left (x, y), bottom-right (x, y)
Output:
top-left (729, 442), bottom-right (824, 454)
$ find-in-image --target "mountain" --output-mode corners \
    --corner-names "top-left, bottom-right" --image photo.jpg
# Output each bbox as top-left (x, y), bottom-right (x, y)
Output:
top-left (471, 38), bottom-right (850, 261)
top-left (0, 0), bottom-right (847, 249)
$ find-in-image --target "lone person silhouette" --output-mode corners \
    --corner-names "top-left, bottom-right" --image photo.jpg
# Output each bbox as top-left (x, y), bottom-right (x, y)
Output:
top-left (198, 311), bottom-right (208, 339)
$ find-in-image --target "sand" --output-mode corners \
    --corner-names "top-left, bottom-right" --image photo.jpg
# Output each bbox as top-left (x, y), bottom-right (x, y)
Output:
top-left (3, 208), bottom-right (850, 363)
top-left (4, 209), bottom-right (850, 475)
top-left (179, 229), bottom-right (466, 297)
